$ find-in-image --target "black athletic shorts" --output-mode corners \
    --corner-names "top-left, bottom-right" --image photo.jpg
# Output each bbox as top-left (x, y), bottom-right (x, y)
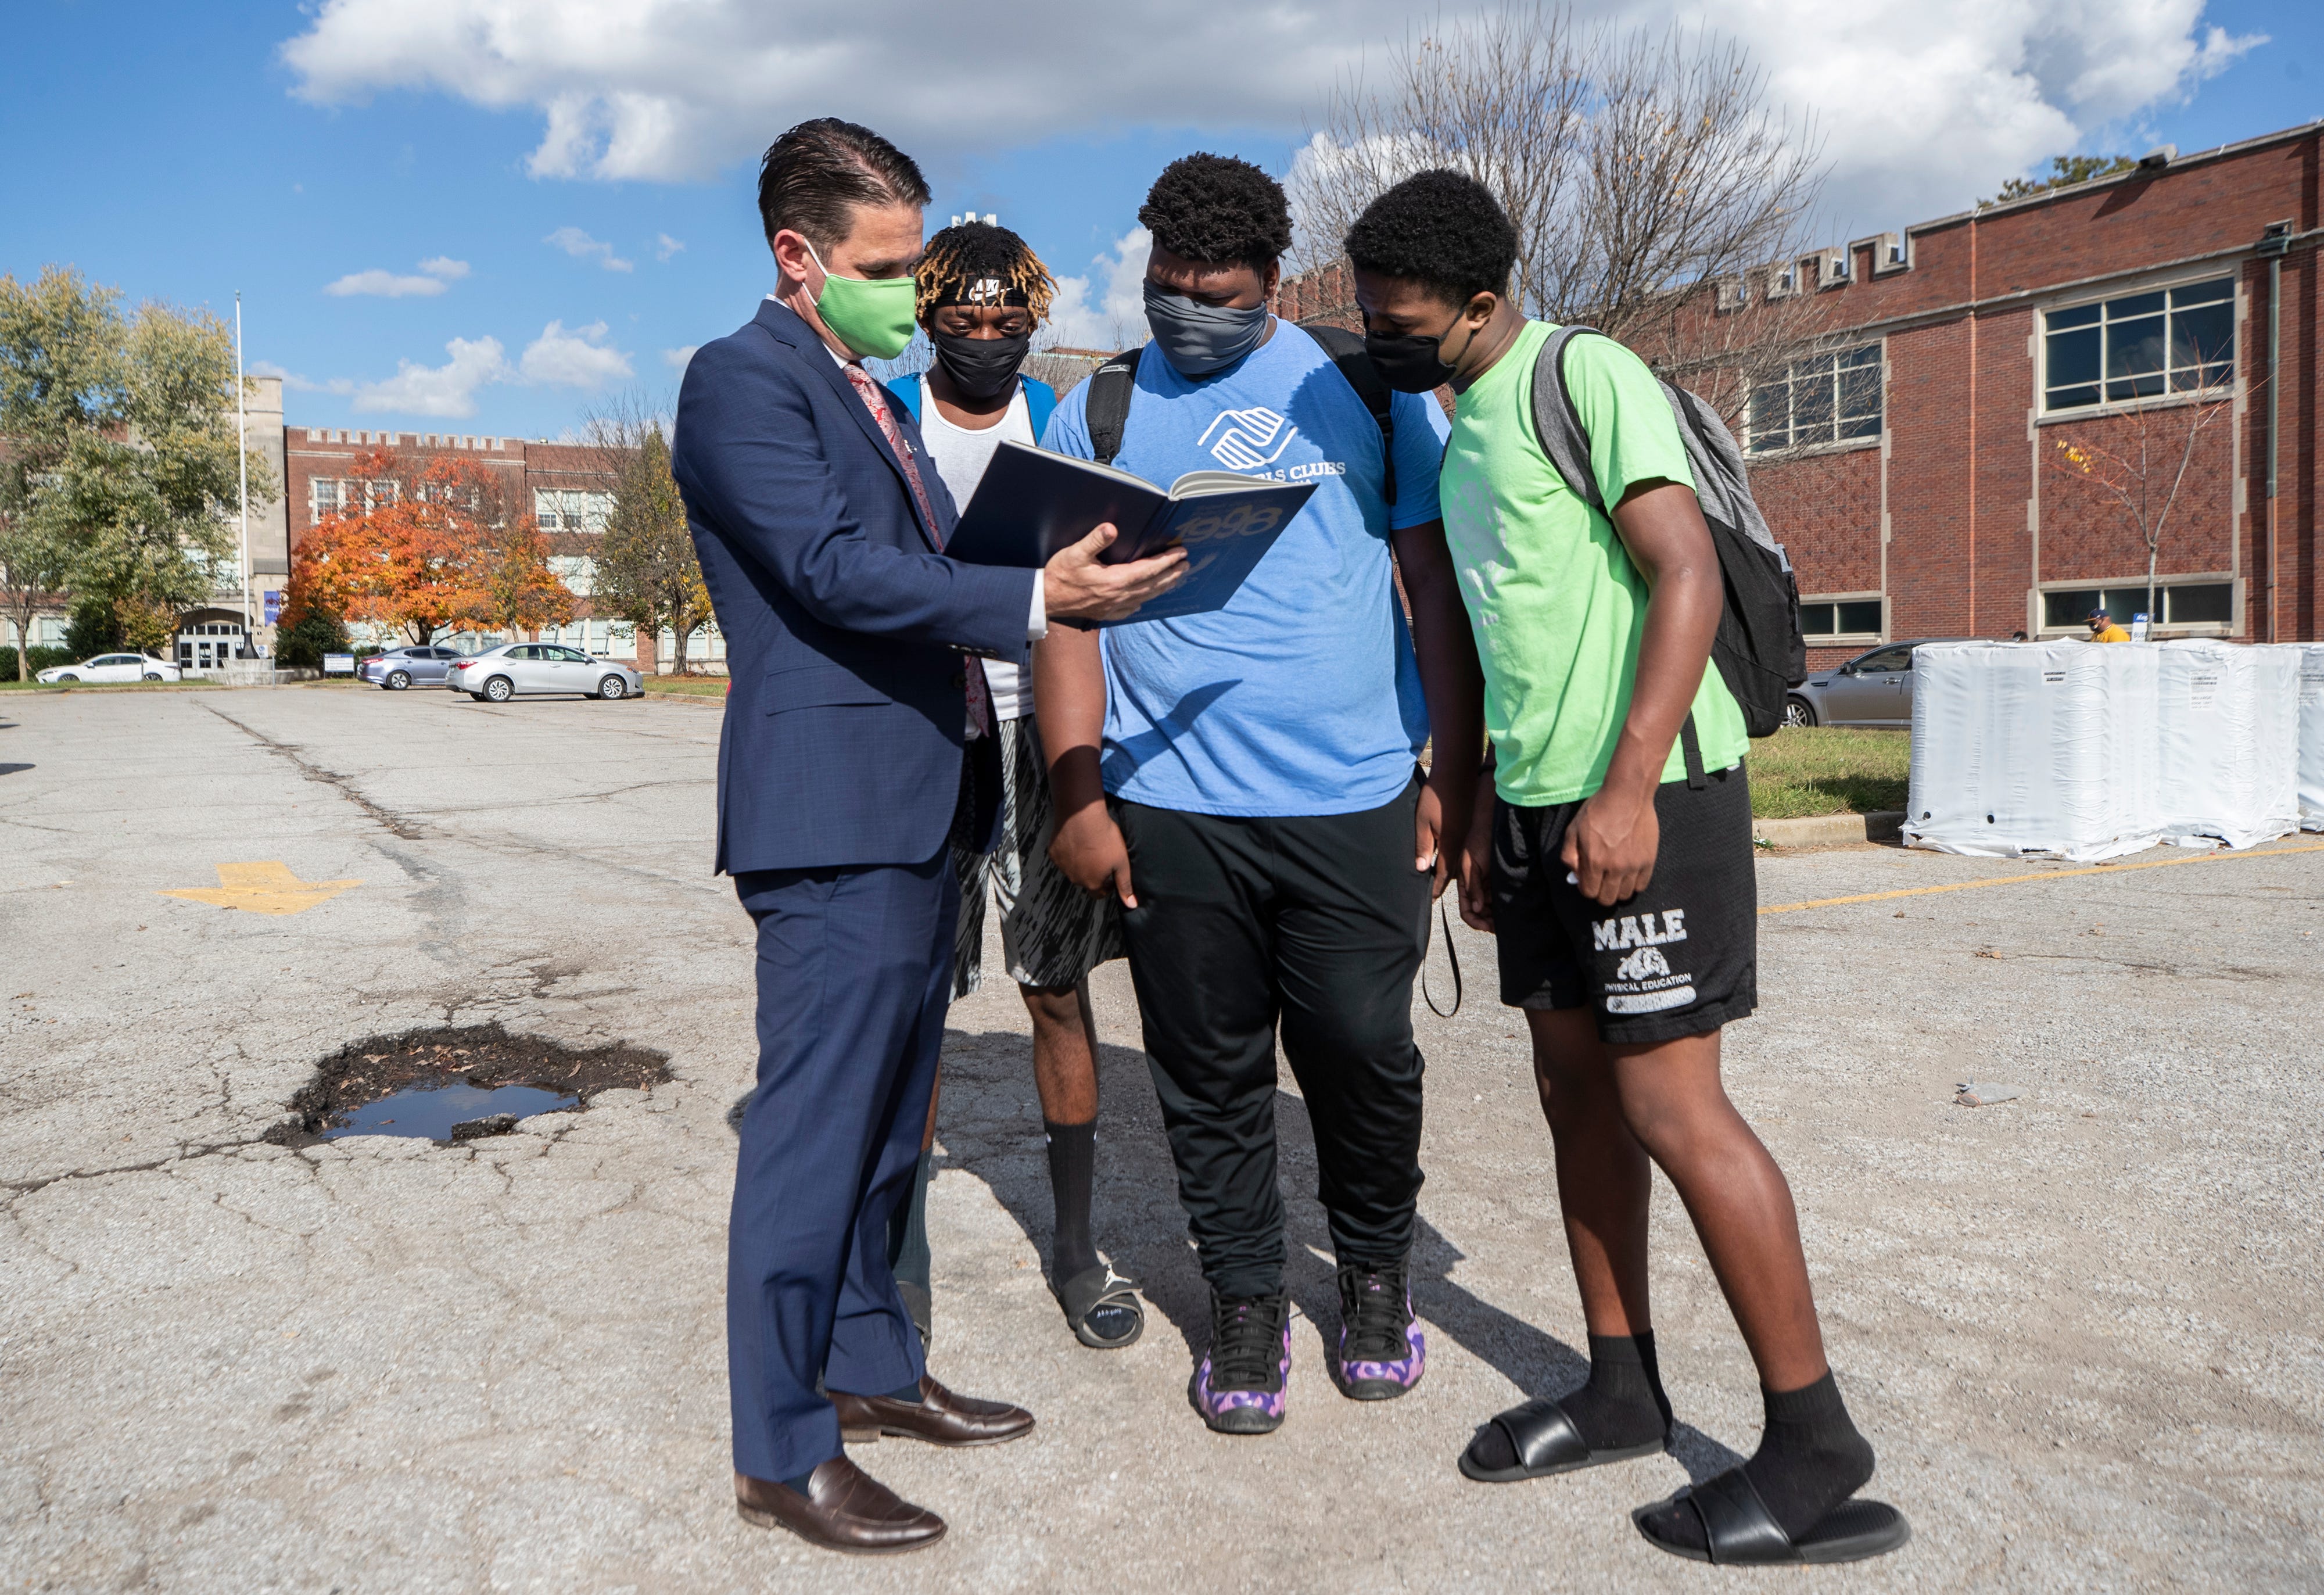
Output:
top-left (1491, 763), bottom-right (1757, 1044)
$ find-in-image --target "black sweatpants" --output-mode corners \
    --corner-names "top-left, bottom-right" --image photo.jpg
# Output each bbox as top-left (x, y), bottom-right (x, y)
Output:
top-left (1113, 775), bottom-right (1432, 1299)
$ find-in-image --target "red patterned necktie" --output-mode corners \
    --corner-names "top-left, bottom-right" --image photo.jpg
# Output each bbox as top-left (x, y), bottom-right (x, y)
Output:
top-left (842, 363), bottom-right (991, 739)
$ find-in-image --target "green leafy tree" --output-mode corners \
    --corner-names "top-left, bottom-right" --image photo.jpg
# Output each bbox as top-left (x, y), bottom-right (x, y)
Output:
top-left (588, 411), bottom-right (713, 674)
top-left (0, 265), bottom-right (275, 674)
top-left (1, 267), bottom-right (124, 679)
top-left (1982, 155), bottom-right (2136, 207)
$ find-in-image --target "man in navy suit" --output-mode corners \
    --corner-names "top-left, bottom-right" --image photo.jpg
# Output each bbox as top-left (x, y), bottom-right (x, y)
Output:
top-left (671, 118), bottom-right (1183, 1556)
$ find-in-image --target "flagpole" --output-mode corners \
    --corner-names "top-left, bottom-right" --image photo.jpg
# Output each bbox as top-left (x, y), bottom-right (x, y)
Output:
top-left (235, 291), bottom-right (252, 657)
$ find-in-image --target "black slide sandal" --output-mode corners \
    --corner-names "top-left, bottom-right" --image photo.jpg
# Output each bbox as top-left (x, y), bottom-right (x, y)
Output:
top-left (1633, 1467), bottom-right (1911, 1565)
top-left (1458, 1396), bottom-right (1670, 1483)
top-left (1054, 1264), bottom-right (1145, 1350)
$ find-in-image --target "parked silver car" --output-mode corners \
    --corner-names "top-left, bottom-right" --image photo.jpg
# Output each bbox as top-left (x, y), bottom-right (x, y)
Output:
top-left (1784, 639), bottom-right (1977, 728)
top-left (447, 643), bottom-right (643, 703)
top-left (358, 644), bottom-right (464, 690)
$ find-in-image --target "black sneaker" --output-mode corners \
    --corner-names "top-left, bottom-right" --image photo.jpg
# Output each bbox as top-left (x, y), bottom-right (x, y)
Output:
top-left (1189, 1289), bottom-right (1291, 1435)
top-left (1329, 1261), bottom-right (1423, 1400)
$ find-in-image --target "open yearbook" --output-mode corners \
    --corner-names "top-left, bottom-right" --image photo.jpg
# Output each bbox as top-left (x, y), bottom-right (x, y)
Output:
top-left (945, 440), bottom-right (1317, 622)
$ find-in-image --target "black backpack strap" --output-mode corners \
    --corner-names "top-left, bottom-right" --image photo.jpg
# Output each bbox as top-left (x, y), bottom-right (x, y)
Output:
top-left (1084, 345), bottom-right (1144, 465)
top-left (1422, 898), bottom-right (1462, 1018)
top-left (1296, 319), bottom-right (1396, 505)
top-left (1678, 712), bottom-right (1708, 790)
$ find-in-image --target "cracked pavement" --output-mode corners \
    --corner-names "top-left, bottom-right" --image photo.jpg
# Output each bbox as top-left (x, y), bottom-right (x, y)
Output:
top-left (2, 684), bottom-right (2321, 1592)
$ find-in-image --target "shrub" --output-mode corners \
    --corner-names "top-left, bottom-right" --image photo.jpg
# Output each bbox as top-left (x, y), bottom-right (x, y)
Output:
top-left (0, 646), bottom-right (77, 683)
top-left (274, 607), bottom-right (352, 671)
top-left (63, 598), bottom-right (121, 658)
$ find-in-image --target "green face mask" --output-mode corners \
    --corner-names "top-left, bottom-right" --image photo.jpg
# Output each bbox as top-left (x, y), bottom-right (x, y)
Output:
top-left (804, 239), bottom-right (918, 361)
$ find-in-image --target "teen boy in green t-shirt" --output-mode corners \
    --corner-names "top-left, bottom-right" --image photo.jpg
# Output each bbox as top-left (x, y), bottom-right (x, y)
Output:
top-left (1344, 170), bottom-right (1907, 1567)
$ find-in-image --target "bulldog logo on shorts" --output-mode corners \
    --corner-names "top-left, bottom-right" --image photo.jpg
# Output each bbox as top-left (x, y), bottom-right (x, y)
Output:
top-left (1595, 913), bottom-right (1697, 1015)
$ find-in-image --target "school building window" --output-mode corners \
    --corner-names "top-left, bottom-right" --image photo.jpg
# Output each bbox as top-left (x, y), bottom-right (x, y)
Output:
top-left (1747, 345), bottom-right (1881, 454)
top-left (1799, 596), bottom-right (1884, 641)
top-left (2042, 277), bottom-right (2233, 413)
top-left (535, 489), bottom-right (614, 531)
top-left (2039, 581), bottom-right (2234, 630)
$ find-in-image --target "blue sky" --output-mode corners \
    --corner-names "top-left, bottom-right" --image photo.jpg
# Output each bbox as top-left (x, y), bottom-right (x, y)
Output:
top-left (3, 1), bottom-right (2313, 440)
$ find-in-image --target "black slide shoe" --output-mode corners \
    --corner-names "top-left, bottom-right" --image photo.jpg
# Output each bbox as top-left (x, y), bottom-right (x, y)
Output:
top-left (1458, 1396), bottom-right (1669, 1483)
top-left (1053, 1264), bottom-right (1145, 1350)
top-left (1633, 1467), bottom-right (1911, 1565)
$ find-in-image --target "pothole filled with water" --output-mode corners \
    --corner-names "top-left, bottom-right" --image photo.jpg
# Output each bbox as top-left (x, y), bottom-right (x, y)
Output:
top-left (268, 1023), bottom-right (672, 1147)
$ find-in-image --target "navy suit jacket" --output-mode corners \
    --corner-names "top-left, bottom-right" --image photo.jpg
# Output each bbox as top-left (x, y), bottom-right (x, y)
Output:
top-left (672, 299), bottom-right (1038, 874)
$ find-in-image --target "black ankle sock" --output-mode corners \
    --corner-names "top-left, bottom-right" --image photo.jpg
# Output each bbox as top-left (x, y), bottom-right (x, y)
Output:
top-left (1470, 1331), bottom-right (1671, 1469)
top-left (885, 1378), bottom-right (924, 1404)
top-left (780, 1471), bottom-right (815, 1496)
top-left (1043, 1119), bottom-right (1099, 1279)
top-left (1645, 1371), bottom-right (1875, 1550)
top-left (1565, 1331), bottom-right (1674, 1449)
top-left (887, 1149), bottom-right (934, 1292)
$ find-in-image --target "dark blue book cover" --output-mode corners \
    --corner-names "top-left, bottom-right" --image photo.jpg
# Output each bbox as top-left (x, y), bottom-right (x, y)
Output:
top-left (946, 441), bottom-right (1315, 621)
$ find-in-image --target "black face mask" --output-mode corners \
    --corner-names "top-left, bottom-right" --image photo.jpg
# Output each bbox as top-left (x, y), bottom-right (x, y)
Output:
top-left (931, 328), bottom-right (1031, 400)
top-left (1364, 309), bottom-right (1480, 393)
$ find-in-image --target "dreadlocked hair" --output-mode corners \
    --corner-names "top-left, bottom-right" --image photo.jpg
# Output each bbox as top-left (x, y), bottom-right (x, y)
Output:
top-left (914, 220), bottom-right (1056, 327)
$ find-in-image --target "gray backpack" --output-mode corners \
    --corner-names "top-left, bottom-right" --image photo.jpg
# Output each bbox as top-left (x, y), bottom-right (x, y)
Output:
top-left (1530, 327), bottom-right (1807, 740)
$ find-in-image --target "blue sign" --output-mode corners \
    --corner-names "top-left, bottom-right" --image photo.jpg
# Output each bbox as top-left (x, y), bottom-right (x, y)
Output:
top-left (263, 590), bottom-right (282, 623)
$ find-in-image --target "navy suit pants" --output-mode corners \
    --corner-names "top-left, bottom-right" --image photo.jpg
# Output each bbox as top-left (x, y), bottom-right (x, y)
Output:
top-left (727, 847), bottom-right (955, 1482)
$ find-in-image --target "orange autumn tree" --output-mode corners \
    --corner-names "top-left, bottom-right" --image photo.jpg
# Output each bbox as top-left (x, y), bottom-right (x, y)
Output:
top-left (458, 515), bottom-right (573, 637)
top-left (291, 448), bottom-right (569, 644)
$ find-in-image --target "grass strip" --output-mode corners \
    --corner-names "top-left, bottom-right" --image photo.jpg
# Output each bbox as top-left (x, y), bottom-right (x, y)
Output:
top-left (1746, 726), bottom-right (1909, 819)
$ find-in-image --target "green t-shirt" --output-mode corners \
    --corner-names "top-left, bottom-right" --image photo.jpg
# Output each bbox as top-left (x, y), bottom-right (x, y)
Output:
top-left (1440, 320), bottom-right (1750, 806)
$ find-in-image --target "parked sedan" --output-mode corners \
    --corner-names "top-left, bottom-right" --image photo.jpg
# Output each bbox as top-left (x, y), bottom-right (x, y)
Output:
top-left (1784, 639), bottom-right (1977, 728)
top-left (35, 653), bottom-right (182, 684)
top-left (358, 644), bottom-right (464, 690)
top-left (447, 643), bottom-right (643, 703)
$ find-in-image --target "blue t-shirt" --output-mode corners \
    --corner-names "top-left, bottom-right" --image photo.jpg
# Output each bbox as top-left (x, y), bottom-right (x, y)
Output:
top-left (1042, 324), bottom-right (1447, 817)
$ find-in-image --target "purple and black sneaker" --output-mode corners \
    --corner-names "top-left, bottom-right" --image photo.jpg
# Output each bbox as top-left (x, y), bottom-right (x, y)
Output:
top-left (1189, 1289), bottom-right (1292, 1435)
top-left (1329, 1261), bottom-right (1424, 1400)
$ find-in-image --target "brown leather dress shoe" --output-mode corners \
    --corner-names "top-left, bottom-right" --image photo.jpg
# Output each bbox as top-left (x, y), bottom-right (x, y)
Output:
top-left (734, 1458), bottom-right (945, 1554)
top-left (830, 1374), bottom-right (1035, 1447)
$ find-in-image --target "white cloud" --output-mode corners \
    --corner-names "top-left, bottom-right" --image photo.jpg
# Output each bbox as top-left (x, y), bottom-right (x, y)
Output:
top-left (252, 360), bottom-right (356, 396)
top-left (325, 267), bottom-right (450, 298)
top-left (518, 320), bottom-right (634, 388)
top-left (352, 336), bottom-right (511, 417)
top-left (281, 0), bottom-right (2261, 232)
top-left (662, 345), bottom-right (698, 372)
top-left (324, 256), bottom-right (475, 298)
top-left (339, 320), bottom-right (634, 417)
top-left (1043, 228), bottom-right (1151, 353)
top-left (655, 232), bottom-right (685, 261)
top-left (544, 225), bottom-right (634, 271)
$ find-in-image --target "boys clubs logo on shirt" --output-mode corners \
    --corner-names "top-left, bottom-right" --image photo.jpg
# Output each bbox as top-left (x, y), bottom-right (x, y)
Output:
top-left (1199, 406), bottom-right (1299, 470)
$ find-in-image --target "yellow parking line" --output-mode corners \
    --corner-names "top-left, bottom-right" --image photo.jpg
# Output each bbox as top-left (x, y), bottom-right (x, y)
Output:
top-left (1759, 840), bottom-right (2324, 916)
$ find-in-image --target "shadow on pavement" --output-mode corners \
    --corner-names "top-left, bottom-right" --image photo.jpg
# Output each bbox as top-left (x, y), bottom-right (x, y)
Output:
top-left (933, 1024), bottom-right (1745, 1482)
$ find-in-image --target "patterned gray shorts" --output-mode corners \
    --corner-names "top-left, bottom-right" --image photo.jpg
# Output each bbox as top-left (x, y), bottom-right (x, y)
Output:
top-left (952, 715), bottom-right (1125, 998)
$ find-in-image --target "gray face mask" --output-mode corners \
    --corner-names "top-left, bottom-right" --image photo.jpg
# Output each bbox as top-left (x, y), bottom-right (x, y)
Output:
top-left (1143, 281), bottom-right (1270, 377)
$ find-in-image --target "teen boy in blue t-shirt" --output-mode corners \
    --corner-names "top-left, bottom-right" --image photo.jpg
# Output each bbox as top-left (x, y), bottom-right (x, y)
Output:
top-left (1035, 153), bottom-right (1483, 1435)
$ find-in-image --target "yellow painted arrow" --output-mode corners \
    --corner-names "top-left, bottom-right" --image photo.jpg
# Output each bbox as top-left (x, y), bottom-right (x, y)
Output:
top-left (159, 861), bottom-right (363, 916)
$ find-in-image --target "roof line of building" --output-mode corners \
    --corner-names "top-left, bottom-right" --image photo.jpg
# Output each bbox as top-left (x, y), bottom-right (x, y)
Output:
top-left (1766, 227), bottom-right (2323, 350)
top-left (1905, 118), bottom-right (2324, 238)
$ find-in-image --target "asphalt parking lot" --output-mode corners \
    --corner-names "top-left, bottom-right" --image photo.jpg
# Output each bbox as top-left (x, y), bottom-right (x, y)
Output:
top-left (3, 683), bottom-right (2321, 1592)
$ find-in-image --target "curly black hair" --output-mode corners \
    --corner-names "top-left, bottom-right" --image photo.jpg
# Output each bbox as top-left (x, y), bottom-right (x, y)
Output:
top-left (1139, 153), bottom-right (1293, 268)
top-left (914, 220), bottom-right (1056, 326)
top-left (1343, 170), bottom-right (1518, 309)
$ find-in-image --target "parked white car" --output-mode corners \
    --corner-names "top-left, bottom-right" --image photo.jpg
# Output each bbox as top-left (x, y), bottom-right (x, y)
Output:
top-left (35, 653), bottom-right (182, 684)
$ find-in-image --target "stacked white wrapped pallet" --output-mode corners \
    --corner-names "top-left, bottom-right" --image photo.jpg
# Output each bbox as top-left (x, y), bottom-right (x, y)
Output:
top-left (1905, 641), bottom-right (2161, 861)
top-left (2300, 643), bottom-right (2324, 831)
top-left (2154, 640), bottom-right (2300, 848)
